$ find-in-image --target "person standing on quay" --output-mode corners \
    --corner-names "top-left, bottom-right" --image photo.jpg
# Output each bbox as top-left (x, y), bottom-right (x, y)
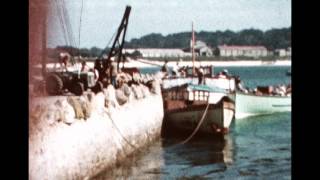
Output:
top-left (161, 60), bottom-right (170, 77)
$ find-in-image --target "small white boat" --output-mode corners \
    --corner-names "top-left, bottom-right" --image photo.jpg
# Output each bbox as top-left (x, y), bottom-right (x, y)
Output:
top-left (235, 91), bottom-right (291, 119)
top-left (163, 84), bottom-right (235, 134)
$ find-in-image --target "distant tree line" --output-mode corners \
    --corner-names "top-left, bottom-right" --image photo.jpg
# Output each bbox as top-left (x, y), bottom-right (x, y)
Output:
top-left (48, 27), bottom-right (290, 58)
top-left (124, 27), bottom-right (291, 50)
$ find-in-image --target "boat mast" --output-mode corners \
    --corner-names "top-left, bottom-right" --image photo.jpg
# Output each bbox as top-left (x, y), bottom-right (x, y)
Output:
top-left (192, 22), bottom-right (195, 76)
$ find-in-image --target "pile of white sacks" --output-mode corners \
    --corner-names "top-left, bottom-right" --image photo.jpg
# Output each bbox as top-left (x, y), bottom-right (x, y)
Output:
top-left (114, 72), bottom-right (163, 105)
top-left (29, 72), bottom-right (163, 128)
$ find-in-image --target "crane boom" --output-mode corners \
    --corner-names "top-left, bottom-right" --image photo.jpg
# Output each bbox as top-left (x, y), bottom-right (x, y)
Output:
top-left (100, 6), bottom-right (131, 72)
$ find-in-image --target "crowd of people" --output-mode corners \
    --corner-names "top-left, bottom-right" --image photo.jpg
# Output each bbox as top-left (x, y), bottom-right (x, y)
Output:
top-left (161, 60), bottom-right (204, 84)
top-left (161, 60), bottom-right (189, 78)
top-left (161, 60), bottom-right (233, 85)
top-left (52, 52), bottom-right (149, 94)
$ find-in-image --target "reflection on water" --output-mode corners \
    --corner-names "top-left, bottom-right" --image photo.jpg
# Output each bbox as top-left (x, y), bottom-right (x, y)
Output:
top-left (92, 134), bottom-right (235, 179)
top-left (222, 135), bottom-right (234, 165)
top-left (92, 112), bottom-right (290, 179)
top-left (92, 140), bottom-right (166, 179)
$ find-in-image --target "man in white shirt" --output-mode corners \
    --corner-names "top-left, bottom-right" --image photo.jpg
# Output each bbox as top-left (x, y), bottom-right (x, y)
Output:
top-left (172, 62), bottom-right (180, 77)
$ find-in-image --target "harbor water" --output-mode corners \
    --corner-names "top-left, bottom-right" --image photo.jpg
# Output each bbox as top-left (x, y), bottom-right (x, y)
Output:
top-left (93, 66), bottom-right (291, 179)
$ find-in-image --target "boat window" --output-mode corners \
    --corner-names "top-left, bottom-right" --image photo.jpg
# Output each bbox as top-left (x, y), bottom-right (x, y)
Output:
top-left (164, 89), bottom-right (211, 101)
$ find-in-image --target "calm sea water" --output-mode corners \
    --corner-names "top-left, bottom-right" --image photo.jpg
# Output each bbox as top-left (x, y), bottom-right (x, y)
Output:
top-left (93, 66), bottom-right (291, 179)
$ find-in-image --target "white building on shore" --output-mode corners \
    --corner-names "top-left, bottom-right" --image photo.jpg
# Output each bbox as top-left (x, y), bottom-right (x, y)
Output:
top-left (218, 45), bottom-right (268, 57)
top-left (123, 48), bottom-right (192, 58)
top-left (191, 40), bottom-right (213, 56)
top-left (287, 47), bottom-right (291, 57)
top-left (275, 47), bottom-right (291, 57)
top-left (275, 49), bottom-right (287, 57)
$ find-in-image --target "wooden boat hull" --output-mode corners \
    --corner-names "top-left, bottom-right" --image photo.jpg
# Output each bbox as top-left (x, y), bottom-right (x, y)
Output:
top-left (165, 99), bottom-right (235, 134)
top-left (235, 91), bottom-right (291, 118)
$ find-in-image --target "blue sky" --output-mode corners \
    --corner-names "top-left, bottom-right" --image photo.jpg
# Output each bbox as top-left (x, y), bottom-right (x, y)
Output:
top-left (47, 0), bottom-right (291, 48)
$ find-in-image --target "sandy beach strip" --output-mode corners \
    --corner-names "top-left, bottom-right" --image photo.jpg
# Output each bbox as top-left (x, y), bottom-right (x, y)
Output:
top-left (121, 59), bottom-right (291, 68)
top-left (37, 59), bottom-right (291, 70)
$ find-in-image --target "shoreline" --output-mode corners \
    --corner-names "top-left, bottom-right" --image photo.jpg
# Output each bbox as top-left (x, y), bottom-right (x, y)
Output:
top-left (121, 59), bottom-right (291, 68)
top-left (37, 59), bottom-right (291, 70)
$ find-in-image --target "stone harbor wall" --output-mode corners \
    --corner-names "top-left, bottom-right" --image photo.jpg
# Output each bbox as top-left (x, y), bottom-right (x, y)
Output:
top-left (29, 79), bottom-right (163, 179)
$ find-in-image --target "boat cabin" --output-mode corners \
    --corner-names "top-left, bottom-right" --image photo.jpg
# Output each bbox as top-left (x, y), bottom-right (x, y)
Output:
top-left (162, 83), bottom-right (229, 111)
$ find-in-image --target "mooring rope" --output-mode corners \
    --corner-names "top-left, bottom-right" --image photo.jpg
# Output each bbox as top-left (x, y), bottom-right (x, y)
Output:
top-left (179, 101), bottom-right (210, 144)
top-left (131, 58), bottom-right (163, 67)
top-left (105, 110), bottom-right (140, 151)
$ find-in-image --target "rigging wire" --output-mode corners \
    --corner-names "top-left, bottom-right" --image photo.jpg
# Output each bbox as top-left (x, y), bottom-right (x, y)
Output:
top-left (54, 0), bottom-right (77, 48)
top-left (76, 0), bottom-right (84, 76)
top-left (53, 0), bottom-right (70, 46)
top-left (62, 0), bottom-right (76, 47)
top-left (63, 0), bottom-right (77, 47)
top-left (78, 0), bottom-right (84, 52)
top-left (60, 0), bottom-right (72, 46)
top-left (99, 30), bottom-right (117, 58)
top-left (53, 0), bottom-right (80, 65)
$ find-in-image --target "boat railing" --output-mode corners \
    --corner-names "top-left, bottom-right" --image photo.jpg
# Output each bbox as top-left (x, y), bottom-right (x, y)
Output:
top-left (162, 76), bottom-right (236, 93)
top-left (162, 74), bottom-right (236, 81)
